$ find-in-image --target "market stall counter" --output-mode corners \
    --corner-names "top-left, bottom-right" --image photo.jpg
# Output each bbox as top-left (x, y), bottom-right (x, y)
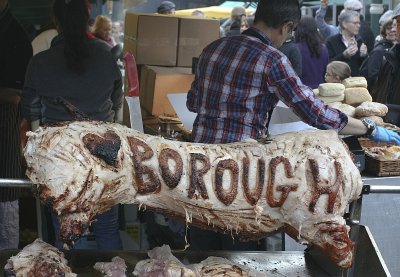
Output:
top-left (0, 224), bottom-right (389, 277)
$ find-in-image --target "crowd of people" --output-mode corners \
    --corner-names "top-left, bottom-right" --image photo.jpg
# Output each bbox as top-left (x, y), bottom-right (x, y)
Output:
top-left (1, 0), bottom-right (400, 254)
top-left (226, 0), bottom-right (399, 96)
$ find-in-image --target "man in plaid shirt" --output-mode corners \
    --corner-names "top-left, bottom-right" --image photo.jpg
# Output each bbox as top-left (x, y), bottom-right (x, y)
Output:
top-left (186, 0), bottom-right (400, 251)
top-left (187, 0), bottom-right (400, 145)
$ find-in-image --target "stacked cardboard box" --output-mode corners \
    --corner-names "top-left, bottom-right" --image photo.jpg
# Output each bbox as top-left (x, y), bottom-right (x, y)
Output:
top-left (123, 13), bottom-right (220, 119)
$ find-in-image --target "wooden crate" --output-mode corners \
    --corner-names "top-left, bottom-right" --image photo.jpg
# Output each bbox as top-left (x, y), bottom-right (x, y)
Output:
top-left (365, 154), bottom-right (400, 176)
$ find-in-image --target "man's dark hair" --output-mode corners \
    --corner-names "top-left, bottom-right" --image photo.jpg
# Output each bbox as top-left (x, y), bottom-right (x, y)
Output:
top-left (254, 0), bottom-right (301, 28)
top-left (53, 0), bottom-right (89, 73)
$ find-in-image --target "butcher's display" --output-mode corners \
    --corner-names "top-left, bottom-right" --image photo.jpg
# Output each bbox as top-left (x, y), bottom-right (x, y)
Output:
top-left (4, 239), bottom-right (76, 277)
top-left (23, 121), bottom-right (363, 268)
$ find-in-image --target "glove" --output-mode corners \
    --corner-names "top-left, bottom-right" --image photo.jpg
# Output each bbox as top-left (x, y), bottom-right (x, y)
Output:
top-left (371, 126), bottom-right (400, 144)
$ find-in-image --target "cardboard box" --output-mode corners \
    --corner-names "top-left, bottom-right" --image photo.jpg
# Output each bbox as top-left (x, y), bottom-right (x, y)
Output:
top-left (124, 13), bottom-right (219, 67)
top-left (140, 65), bottom-right (194, 117)
top-left (124, 13), bottom-right (178, 66)
top-left (177, 17), bottom-right (220, 67)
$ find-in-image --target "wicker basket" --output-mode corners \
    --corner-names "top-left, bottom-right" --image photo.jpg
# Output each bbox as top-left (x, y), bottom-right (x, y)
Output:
top-left (365, 154), bottom-right (400, 176)
top-left (359, 138), bottom-right (400, 176)
top-left (358, 138), bottom-right (395, 149)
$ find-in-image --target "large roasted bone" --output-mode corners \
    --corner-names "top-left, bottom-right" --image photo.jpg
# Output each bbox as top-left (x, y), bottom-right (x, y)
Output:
top-left (24, 121), bottom-right (362, 268)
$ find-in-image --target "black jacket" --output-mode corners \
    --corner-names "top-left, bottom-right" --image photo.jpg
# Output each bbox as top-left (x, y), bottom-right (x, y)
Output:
top-left (326, 33), bottom-right (366, 76)
top-left (359, 19), bottom-right (375, 54)
top-left (22, 34), bottom-right (123, 124)
top-left (279, 36), bottom-right (302, 77)
top-left (361, 38), bottom-right (394, 90)
top-left (372, 44), bottom-right (400, 106)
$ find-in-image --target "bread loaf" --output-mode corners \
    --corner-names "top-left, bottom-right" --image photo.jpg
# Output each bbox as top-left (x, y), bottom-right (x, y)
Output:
top-left (327, 102), bottom-right (343, 109)
top-left (318, 83), bottom-right (345, 97)
top-left (359, 116), bottom-right (384, 126)
top-left (313, 88), bottom-right (319, 96)
top-left (317, 94), bottom-right (345, 103)
top-left (342, 77), bottom-right (368, 88)
top-left (354, 102), bottom-right (388, 117)
top-left (344, 88), bottom-right (372, 106)
top-left (337, 104), bottom-right (356, 117)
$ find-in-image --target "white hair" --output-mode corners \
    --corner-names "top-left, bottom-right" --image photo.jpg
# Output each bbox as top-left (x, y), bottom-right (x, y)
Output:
top-left (344, 0), bottom-right (363, 11)
top-left (338, 9), bottom-right (360, 28)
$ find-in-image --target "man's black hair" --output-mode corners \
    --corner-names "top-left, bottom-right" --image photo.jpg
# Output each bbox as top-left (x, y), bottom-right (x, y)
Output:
top-left (254, 0), bottom-right (301, 28)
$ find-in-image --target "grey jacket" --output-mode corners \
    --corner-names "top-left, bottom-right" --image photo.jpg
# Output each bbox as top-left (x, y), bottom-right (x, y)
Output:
top-left (22, 35), bottom-right (123, 123)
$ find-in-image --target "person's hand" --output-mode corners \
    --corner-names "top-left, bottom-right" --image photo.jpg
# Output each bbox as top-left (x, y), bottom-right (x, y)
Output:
top-left (371, 126), bottom-right (400, 144)
top-left (343, 44), bottom-right (358, 58)
top-left (359, 43), bottom-right (368, 57)
top-left (321, 0), bottom-right (329, 8)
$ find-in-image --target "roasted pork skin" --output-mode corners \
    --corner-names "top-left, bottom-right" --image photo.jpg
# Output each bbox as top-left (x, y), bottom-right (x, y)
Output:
top-left (24, 121), bottom-right (363, 268)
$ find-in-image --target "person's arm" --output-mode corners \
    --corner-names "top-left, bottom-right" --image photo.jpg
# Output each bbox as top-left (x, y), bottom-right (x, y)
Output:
top-left (315, 0), bottom-right (339, 39)
top-left (341, 117), bottom-right (400, 143)
top-left (21, 61), bottom-right (42, 125)
top-left (269, 55), bottom-right (400, 144)
top-left (111, 71), bottom-right (123, 124)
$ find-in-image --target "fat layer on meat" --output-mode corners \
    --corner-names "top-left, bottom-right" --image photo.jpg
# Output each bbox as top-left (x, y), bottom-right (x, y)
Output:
top-left (24, 121), bottom-right (363, 268)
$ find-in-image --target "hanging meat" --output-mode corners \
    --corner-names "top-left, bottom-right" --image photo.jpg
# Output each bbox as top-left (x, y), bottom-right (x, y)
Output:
top-left (23, 121), bottom-right (363, 269)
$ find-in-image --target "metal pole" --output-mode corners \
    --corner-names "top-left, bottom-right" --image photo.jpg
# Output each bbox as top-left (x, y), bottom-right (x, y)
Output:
top-left (364, 185), bottom-right (400, 194)
top-left (0, 179), bottom-right (42, 239)
top-left (370, 2), bottom-right (384, 38)
top-left (0, 178), bottom-right (32, 188)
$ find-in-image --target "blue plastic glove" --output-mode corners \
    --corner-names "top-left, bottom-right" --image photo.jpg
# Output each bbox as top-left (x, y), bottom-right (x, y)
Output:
top-left (371, 126), bottom-right (400, 144)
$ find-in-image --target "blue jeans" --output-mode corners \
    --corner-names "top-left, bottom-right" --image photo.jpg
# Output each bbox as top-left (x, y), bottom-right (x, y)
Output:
top-left (52, 205), bottom-right (122, 250)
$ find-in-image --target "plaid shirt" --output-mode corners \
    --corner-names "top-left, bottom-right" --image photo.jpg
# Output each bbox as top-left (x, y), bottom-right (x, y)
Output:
top-left (187, 27), bottom-right (348, 143)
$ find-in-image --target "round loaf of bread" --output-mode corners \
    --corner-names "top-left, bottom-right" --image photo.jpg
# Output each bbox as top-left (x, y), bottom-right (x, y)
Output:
top-left (318, 83), bottom-right (345, 96)
top-left (342, 77), bottom-right (368, 88)
top-left (354, 102), bottom-right (388, 117)
top-left (359, 116), bottom-right (384, 126)
top-left (344, 88), bottom-right (372, 106)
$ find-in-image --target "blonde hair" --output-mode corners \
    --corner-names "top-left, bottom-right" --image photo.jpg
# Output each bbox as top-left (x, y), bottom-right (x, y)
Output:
top-left (93, 15), bottom-right (112, 35)
top-left (327, 61), bottom-right (351, 81)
